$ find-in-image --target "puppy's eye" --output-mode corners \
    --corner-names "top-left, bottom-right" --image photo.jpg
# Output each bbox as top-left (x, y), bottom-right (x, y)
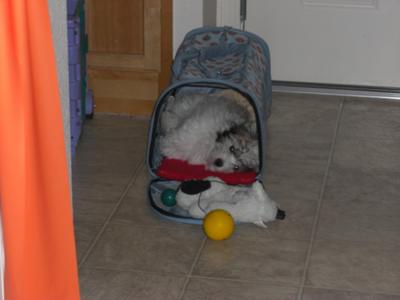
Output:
top-left (214, 158), bottom-right (223, 167)
top-left (229, 146), bottom-right (235, 153)
top-left (233, 165), bottom-right (240, 171)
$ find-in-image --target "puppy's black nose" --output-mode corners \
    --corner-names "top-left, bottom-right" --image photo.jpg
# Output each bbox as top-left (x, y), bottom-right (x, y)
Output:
top-left (214, 158), bottom-right (223, 167)
top-left (276, 209), bottom-right (286, 220)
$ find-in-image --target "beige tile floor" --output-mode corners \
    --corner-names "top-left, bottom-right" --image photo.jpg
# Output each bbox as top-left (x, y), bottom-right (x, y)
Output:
top-left (73, 93), bottom-right (400, 300)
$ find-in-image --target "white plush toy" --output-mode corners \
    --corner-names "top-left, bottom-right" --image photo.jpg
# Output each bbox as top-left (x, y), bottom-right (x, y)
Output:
top-left (176, 177), bottom-right (285, 227)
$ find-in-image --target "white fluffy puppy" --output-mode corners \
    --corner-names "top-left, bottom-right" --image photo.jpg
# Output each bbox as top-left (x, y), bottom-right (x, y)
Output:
top-left (159, 92), bottom-right (259, 173)
top-left (175, 177), bottom-right (285, 227)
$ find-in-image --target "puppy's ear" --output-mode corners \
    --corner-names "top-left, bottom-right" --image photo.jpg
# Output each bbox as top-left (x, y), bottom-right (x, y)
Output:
top-left (230, 125), bottom-right (238, 134)
top-left (216, 131), bottom-right (223, 142)
top-left (216, 130), bottom-right (231, 142)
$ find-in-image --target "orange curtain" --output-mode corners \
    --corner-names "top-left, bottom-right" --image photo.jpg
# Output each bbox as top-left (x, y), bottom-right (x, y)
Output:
top-left (0, 1), bottom-right (80, 299)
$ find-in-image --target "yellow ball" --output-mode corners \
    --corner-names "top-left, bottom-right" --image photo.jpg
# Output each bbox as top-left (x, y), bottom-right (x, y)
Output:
top-left (203, 209), bottom-right (235, 240)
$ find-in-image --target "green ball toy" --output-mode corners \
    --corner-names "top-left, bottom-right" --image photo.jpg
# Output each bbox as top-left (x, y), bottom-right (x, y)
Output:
top-left (161, 188), bottom-right (176, 207)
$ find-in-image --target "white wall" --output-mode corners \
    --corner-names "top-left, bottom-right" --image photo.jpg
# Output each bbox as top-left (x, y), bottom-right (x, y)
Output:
top-left (47, 0), bottom-right (71, 173)
top-left (173, 0), bottom-right (203, 54)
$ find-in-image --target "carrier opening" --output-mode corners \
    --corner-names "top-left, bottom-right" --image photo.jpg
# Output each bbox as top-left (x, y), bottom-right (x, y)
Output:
top-left (148, 85), bottom-right (262, 185)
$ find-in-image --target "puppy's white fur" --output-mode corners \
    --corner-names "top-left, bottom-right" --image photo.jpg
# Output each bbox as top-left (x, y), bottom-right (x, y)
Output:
top-left (159, 92), bottom-right (258, 172)
top-left (176, 177), bottom-right (279, 227)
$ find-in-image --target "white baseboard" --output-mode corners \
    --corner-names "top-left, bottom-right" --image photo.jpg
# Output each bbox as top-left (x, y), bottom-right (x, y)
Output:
top-left (272, 81), bottom-right (400, 101)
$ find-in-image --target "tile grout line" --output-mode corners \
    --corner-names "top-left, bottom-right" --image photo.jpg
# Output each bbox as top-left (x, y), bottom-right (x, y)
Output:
top-left (83, 264), bottom-right (298, 288)
top-left (77, 160), bottom-right (145, 269)
top-left (177, 237), bottom-right (207, 300)
top-left (296, 98), bottom-right (345, 300)
top-left (188, 274), bottom-right (299, 288)
top-left (301, 284), bottom-right (400, 297)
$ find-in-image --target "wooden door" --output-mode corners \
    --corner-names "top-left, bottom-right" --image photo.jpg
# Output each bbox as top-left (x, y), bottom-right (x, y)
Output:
top-left (87, 0), bottom-right (172, 115)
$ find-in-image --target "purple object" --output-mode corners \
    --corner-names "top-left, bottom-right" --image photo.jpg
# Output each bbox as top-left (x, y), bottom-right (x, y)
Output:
top-left (85, 89), bottom-right (94, 116)
top-left (69, 99), bottom-right (81, 139)
top-left (70, 98), bottom-right (82, 154)
top-left (70, 98), bottom-right (81, 116)
top-left (68, 44), bottom-right (80, 65)
top-left (68, 1), bottom-right (90, 158)
top-left (68, 63), bottom-right (81, 82)
top-left (67, 18), bottom-right (80, 46)
top-left (67, 0), bottom-right (79, 16)
top-left (70, 115), bottom-right (82, 140)
top-left (69, 81), bottom-right (81, 100)
top-left (70, 119), bottom-right (81, 158)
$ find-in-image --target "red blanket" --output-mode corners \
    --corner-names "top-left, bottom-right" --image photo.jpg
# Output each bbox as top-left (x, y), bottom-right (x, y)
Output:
top-left (156, 158), bottom-right (257, 185)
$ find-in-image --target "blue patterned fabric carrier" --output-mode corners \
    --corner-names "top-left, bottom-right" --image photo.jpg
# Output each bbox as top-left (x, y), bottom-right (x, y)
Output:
top-left (172, 27), bottom-right (271, 109)
top-left (146, 27), bottom-right (272, 224)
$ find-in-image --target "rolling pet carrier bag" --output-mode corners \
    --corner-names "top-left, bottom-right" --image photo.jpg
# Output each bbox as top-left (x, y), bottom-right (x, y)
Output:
top-left (146, 27), bottom-right (272, 224)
